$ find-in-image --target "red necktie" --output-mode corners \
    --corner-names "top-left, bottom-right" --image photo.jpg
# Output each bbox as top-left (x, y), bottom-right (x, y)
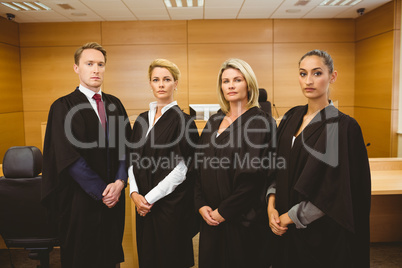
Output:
top-left (92, 93), bottom-right (107, 131)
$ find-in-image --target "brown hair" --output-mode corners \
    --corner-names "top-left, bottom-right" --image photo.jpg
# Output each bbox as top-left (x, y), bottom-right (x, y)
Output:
top-left (74, 42), bottom-right (107, 65)
top-left (299, 49), bottom-right (334, 74)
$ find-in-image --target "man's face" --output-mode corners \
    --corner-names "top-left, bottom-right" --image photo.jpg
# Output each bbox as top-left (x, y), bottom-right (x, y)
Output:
top-left (73, 49), bottom-right (105, 92)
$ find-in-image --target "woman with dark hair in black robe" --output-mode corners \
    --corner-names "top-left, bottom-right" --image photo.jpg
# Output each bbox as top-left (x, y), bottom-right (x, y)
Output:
top-left (194, 58), bottom-right (277, 268)
top-left (128, 59), bottom-right (199, 268)
top-left (267, 50), bottom-right (371, 267)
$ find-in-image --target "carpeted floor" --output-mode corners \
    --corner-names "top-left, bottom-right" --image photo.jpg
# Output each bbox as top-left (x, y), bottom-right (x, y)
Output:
top-left (0, 241), bottom-right (401, 267)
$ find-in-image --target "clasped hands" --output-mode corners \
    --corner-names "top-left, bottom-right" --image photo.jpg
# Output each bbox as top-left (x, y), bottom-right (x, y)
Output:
top-left (267, 207), bottom-right (293, 236)
top-left (102, 180), bottom-right (125, 208)
top-left (199, 206), bottom-right (225, 226)
top-left (131, 192), bottom-right (153, 217)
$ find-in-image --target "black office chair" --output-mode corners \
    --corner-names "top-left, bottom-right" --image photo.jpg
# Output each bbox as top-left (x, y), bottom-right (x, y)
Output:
top-left (0, 146), bottom-right (59, 268)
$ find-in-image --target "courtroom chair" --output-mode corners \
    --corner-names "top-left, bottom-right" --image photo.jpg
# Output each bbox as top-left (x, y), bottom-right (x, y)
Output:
top-left (258, 88), bottom-right (272, 116)
top-left (0, 146), bottom-right (59, 268)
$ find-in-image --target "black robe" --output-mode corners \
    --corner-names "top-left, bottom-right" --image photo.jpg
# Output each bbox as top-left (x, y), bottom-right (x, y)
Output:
top-left (194, 107), bottom-right (277, 268)
top-left (41, 88), bottom-right (131, 268)
top-left (273, 104), bottom-right (371, 268)
top-left (129, 105), bottom-right (199, 268)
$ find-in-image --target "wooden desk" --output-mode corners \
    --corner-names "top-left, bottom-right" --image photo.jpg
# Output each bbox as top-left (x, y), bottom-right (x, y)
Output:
top-left (371, 170), bottom-right (402, 195)
top-left (369, 158), bottom-right (402, 242)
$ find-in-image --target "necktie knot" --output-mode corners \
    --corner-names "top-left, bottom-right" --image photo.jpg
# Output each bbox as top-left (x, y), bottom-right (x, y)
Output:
top-left (93, 93), bottom-right (102, 102)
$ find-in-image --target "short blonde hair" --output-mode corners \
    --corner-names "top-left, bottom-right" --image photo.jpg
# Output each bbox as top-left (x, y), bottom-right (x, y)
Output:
top-left (148, 59), bottom-right (181, 81)
top-left (74, 42), bottom-right (106, 65)
top-left (217, 58), bottom-right (259, 114)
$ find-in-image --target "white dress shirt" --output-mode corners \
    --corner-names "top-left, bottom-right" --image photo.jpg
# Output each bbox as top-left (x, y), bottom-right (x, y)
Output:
top-left (128, 100), bottom-right (188, 204)
top-left (78, 85), bottom-right (103, 122)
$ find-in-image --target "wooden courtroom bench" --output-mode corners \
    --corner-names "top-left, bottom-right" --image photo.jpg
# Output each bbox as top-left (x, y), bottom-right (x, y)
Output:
top-left (369, 158), bottom-right (402, 242)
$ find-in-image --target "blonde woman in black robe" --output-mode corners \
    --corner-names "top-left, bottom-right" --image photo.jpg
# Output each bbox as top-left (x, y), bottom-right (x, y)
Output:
top-left (128, 59), bottom-right (199, 268)
top-left (267, 50), bottom-right (371, 267)
top-left (194, 58), bottom-right (276, 268)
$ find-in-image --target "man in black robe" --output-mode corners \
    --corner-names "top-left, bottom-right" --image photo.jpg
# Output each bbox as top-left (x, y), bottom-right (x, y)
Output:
top-left (41, 42), bottom-right (131, 268)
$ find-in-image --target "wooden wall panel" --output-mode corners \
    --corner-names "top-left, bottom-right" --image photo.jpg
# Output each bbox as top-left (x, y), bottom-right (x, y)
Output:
top-left (273, 43), bottom-right (355, 115)
top-left (0, 112), bottom-right (25, 162)
top-left (19, 22), bottom-right (101, 47)
top-left (0, 17), bottom-right (24, 162)
top-left (24, 111), bottom-right (49, 151)
top-left (274, 19), bottom-right (355, 43)
top-left (354, 107), bottom-right (391, 157)
top-left (20, 46), bottom-right (79, 112)
top-left (188, 19), bottom-right (272, 43)
top-left (102, 21), bottom-right (187, 45)
top-left (355, 1), bottom-right (395, 41)
top-left (0, 17), bottom-right (19, 46)
top-left (188, 43), bottom-right (273, 105)
top-left (104, 44), bottom-right (189, 111)
top-left (0, 43), bottom-right (23, 113)
top-left (355, 31), bottom-right (394, 109)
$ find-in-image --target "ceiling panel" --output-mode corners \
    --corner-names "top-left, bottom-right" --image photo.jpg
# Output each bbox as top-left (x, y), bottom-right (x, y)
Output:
top-left (131, 8), bottom-right (170, 20)
top-left (238, 0), bottom-right (283, 19)
top-left (205, 8), bottom-right (241, 19)
top-left (271, 0), bottom-right (322, 19)
top-left (334, 0), bottom-right (392, 18)
top-left (124, 0), bottom-right (167, 9)
top-left (305, 6), bottom-right (350, 19)
top-left (0, 0), bottom-right (393, 23)
top-left (168, 7), bottom-right (203, 20)
top-left (205, 0), bottom-right (244, 8)
top-left (40, 0), bottom-right (104, 22)
top-left (80, 0), bottom-right (136, 20)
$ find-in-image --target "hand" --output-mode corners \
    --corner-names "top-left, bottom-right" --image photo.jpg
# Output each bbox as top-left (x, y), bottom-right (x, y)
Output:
top-left (267, 194), bottom-right (288, 236)
top-left (199, 206), bottom-right (220, 226)
top-left (210, 209), bottom-right (225, 224)
top-left (279, 213), bottom-right (293, 228)
top-left (268, 207), bottom-right (288, 236)
top-left (102, 181), bottom-right (124, 208)
top-left (130, 192), bottom-right (153, 217)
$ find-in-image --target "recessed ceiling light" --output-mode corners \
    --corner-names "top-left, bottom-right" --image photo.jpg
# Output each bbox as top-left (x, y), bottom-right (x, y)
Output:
top-left (12, 2), bottom-right (30, 10)
top-left (1, 2), bottom-right (20, 10)
top-left (164, 0), bottom-right (204, 8)
top-left (1, 1), bottom-right (51, 11)
top-left (320, 0), bottom-right (361, 6)
top-left (23, 2), bottom-right (40, 10)
top-left (34, 1), bottom-right (50, 10)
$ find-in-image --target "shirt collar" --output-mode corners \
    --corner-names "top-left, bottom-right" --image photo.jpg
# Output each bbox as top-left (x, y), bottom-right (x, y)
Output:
top-left (149, 100), bottom-right (178, 115)
top-left (78, 85), bottom-right (102, 100)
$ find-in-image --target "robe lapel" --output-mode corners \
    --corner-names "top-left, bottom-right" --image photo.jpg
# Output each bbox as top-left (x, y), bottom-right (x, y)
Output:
top-left (296, 105), bottom-right (339, 149)
top-left (70, 89), bottom-right (104, 139)
top-left (147, 105), bottom-right (179, 145)
top-left (215, 107), bottom-right (259, 144)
